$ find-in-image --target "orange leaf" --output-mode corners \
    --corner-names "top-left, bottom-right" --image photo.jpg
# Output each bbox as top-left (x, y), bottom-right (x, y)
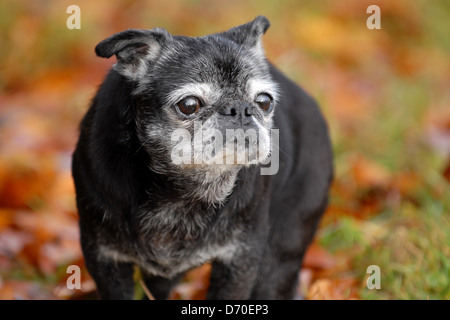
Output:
top-left (350, 155), bottom-right (391, 188)
top-left (303, 243), bottom-right (336, 270)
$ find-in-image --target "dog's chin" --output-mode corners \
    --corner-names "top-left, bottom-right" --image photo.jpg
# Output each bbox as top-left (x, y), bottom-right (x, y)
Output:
top-left (169, 142), bottom-right (270, 206)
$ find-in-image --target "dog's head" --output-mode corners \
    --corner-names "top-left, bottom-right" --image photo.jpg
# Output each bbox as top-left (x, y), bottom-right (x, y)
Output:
top-left (96, 16), bottom-right (278, 177)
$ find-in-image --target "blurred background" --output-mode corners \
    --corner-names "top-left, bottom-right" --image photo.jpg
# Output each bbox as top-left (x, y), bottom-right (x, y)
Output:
top-left (0, 0), bottom-right (449, 299)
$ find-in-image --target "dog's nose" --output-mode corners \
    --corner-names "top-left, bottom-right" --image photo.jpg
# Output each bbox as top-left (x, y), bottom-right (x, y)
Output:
top-left (219, 102), bottom-right (253, 118)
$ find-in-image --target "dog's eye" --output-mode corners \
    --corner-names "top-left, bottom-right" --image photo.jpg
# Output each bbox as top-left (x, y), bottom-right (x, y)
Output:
top-left (177, 96), bottom-right (202, 115)
top-left (255, 93), bottom-right (273, 112)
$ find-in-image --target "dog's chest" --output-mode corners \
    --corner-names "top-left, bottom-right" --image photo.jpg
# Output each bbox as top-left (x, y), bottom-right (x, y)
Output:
top-left (101, 203), bottom-right (242, 277)
top-left (139, 238), bottom-right (238, 277)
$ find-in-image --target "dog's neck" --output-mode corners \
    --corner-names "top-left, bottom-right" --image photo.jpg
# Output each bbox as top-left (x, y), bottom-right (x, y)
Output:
top-left (169, 165), bottom-right (241, 207)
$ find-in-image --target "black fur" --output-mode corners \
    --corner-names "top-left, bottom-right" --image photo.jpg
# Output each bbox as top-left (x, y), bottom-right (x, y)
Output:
top-left (72, 16), bottom-right (333, 300)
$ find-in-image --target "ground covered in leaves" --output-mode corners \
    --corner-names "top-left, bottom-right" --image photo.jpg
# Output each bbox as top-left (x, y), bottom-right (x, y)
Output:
top-left (0, 0), bottom-right (449, 299)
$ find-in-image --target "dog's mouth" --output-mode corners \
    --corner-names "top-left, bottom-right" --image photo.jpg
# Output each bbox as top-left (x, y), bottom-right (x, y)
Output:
top-left (221, 136), bottom-right (263, 165)
top-left (169, 126), bottom-right (271, 168)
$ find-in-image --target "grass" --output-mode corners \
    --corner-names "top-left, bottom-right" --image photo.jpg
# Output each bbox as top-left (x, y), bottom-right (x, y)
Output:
top-left (318, 197), bottom-right (450, 300)
top-left (321, 101), bottom-right (450, 299)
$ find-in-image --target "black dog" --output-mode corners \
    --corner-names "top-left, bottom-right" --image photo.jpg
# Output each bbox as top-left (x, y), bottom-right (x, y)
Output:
top-left (72, 16), bottom-right (333, 299)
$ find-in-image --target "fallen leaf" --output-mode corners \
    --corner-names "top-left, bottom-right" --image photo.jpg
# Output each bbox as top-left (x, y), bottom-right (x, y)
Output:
top-left (308, 278), bottom-right (358, 300)
top-left (170, 263), bottom-right (211, 300)
top-left (443, 160), bottom-right (450, 183)
top-left (0, 153), bottom-right (56, 209)
top-left (0, 280), bottom-right (58, 300)
top-left (0, 209), bottom-right (15, 231)
top-left (303, 243), bottom-right (336, 270)
top-left (0, 228), bottom-right (33, 257)
top-left (350, 155), bottom-right (391, 188)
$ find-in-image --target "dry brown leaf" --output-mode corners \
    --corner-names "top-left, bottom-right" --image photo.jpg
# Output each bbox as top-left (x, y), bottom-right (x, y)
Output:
top-left (0, 279), bottom-right (58, 300)
top-left (170, 263), bottom-right (211, 300)
top-left (0, 209), bottom-right (15, 231)
top-left (0, 228), bottom-right (33, 257)
top-left (443, 160), bottom-right (450, 183)
top-left (0, 153), bottom-right (56, 209)
top-left (303, 243), bottom-right (336, 270)
top-left (350, 155), bottom-right (391, 188)
top-left (308, 278), bottom-right (358, 300)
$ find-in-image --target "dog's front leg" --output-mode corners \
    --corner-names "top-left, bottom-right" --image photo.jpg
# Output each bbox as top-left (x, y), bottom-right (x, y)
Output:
top-left (80, 226), bottom-right (135, 299)
top-left (206, 247), bottom-right (261, 300)
top-left (82, 247), bottom-right (135, 299)
top-left (88, 257), bottom-right (135, 300)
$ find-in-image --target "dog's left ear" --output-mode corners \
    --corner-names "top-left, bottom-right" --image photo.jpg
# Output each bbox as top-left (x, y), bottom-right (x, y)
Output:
top-left (216, 16), bottom-right (270, 50)
top-left (95, 28), bottom-right (172, 81)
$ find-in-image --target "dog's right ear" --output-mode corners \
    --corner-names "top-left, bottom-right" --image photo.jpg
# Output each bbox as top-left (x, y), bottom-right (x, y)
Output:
top-left (95, 28), bottom-right (171, 81)
top-left (216, 16), bottom-right (270, 52)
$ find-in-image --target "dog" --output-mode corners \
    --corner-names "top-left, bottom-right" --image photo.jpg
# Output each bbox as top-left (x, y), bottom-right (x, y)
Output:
top-left (72, 16), bottom-right (333, 299)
